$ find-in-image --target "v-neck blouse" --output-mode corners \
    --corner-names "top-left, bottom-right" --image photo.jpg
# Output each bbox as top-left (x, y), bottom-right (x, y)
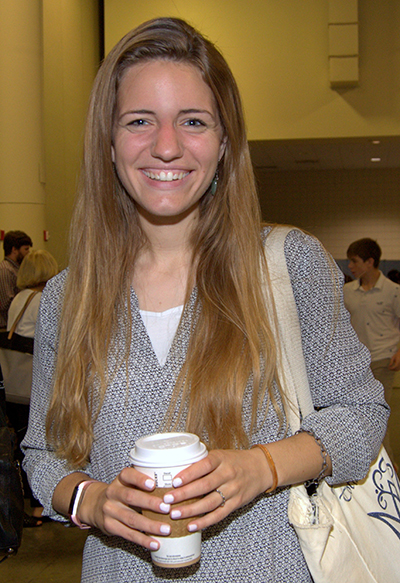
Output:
top-left (22, 228), bottom-right (387, 583)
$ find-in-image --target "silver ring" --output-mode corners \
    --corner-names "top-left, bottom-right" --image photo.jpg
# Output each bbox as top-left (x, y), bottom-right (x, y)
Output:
top-left (215, 488), bottom-right (226, 507)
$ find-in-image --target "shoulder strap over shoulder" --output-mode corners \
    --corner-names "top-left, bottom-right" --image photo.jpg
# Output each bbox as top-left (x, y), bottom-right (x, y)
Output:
top-left (263, 226), bottom-right (314, 431)
top-left (7, 291), bottom-right (39, 340)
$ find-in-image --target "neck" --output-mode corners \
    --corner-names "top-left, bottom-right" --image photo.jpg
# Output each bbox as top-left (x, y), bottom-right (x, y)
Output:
top-left (133, 213), bottom-right (197, 311)
top-left (360, 268), bottom-right (380, 290)
top-left (137, 207), bottom-right (198, 261)
top-left (29, 284), bottom-right (46, 292)
top-left (136, 227), bottom-right (194, 279)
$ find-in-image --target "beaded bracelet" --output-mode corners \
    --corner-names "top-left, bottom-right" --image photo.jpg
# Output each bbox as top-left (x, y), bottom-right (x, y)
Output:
top-left (251, 444), bottom-right (278, 493)
top-left (295, 428), bottom-right (328, 487)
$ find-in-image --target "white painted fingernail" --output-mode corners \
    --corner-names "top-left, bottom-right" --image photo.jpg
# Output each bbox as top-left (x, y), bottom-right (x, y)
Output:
top-left (159, 502), bottom-right (170, 513)
top-left (171, 509), bottom-right (181, 519)
top-left (188, 524), bottom-right (198, 532)
top-left (145, 479), bottom-right (155, 489)
top-left (150, 541), bottom-right (159, 550)
top-left (163, 494), bottom-right (174, 504)
top-left (160, 524), bottom-right (171, 535)
top-left (173, 477), bottom-right (182, 487)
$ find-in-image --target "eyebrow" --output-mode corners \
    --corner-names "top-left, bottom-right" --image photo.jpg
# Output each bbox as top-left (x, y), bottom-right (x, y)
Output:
top-left (119, 109), bottom-right (154, 117)
top-left (119, 108), bottom-right (214, 117)
top-left (179, 109), bottom-right (214, 116)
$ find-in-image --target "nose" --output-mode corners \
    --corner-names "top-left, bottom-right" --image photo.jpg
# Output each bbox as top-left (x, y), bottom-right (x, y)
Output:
top-left (151, 123), bottom-right (183, 161)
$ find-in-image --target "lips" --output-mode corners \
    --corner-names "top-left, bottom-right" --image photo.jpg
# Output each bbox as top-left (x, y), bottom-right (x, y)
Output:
top-left (143, 170), bottom-right (190, 182)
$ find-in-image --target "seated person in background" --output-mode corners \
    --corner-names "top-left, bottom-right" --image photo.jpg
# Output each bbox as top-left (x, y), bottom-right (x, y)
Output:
top-left (5, 249), bottom-right (58, 526)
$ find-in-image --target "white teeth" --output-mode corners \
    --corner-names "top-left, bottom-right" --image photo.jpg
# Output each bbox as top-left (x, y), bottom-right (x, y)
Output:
top-left (144, 170), bottom-right (189, 182)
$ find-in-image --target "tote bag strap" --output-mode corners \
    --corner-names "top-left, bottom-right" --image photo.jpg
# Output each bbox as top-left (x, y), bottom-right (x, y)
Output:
top-left (7, 291), bottom-right (39, 340)
top-left (262, 226), bottom-right (314, 432)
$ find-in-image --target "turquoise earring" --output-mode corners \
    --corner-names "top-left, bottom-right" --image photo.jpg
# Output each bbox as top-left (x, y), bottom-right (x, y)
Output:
top-left (210, 170), bottom-right (219, 196)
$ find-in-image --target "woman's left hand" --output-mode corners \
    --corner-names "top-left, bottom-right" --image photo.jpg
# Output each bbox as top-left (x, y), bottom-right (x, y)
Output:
top-left (162, 448), bottom-right (271, 532)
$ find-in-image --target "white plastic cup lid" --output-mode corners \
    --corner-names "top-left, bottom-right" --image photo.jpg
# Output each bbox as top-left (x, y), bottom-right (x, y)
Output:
top-left (129, 432), bottom-right (207, 468)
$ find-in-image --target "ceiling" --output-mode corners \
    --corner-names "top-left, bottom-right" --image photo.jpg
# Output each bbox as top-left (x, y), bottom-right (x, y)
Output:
top-left (249, 136), bottom-right (400, 171)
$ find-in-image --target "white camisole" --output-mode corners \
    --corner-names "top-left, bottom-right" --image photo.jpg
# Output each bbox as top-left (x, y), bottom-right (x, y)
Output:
top-left (139, 305), bottom-right (184, 366)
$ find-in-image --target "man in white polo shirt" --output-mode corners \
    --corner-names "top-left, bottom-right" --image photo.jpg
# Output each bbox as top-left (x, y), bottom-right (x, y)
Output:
top-left (344, 237), bottom-right (400, 467)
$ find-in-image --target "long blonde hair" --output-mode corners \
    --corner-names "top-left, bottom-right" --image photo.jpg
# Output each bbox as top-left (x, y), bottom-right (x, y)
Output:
top-left (46, 17), bottom-right (280, 467)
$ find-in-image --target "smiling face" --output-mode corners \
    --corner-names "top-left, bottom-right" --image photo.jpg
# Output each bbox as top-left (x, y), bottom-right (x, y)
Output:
top-left (112, 60), bottom-right (225, 226)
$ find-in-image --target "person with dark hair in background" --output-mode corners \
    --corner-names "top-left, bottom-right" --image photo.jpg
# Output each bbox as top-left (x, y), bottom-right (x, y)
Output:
top-left (0, 231), bottom-right (32, 329)
top-left (344, 237), bottom-right (400, 469)
top-left (388, 269), bottom-right (400, 285)
top-left (22, 18), bottom-right (387, 582)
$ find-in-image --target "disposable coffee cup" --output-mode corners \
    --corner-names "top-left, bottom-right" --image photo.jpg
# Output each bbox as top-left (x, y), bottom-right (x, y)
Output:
top-left (129, 432), bottom-right (208, 568)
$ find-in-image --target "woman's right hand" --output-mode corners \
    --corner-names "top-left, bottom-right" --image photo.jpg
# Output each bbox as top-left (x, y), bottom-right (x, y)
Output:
top-left (76, 468), bottom-right (172, 550)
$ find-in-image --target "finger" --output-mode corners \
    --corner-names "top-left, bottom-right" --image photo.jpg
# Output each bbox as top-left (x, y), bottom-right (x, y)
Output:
top-left (163, 452), bottom-right (226, 506)
top-left (187, 506), bottom-right (228, 533)
top-left (115, 525), bottom-right (162, 552)
top-left (108, 480), bottom-right (171, 517)
top-left (104, 515), bottom-right (168, 551)
top-left (169, 487), bottom-right (228, 522)
top-left (170, 453), bottom-right (220, 489)
top-left (102, 501), bottom-right (172, 544)
top-left (119, 466), bottom-right (157, 491)
top-left (192, 487), bottom-right (237, 531)
top-left (184, 490), bottom-right (233, 533)
top-left (109, 468), bottom-right (169, 512)
top-left (163, 472), bottom-right (220, 508)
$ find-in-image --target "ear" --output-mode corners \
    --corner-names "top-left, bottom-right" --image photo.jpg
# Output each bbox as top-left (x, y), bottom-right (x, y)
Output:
top-left (111, 144), bottom-right (115, 163)
top-left (218, 135), bottom-right (227, 162)
top-left (8, 247), bottom-right (18, 260)
top-left (366, 257), bottom-right (375, 269)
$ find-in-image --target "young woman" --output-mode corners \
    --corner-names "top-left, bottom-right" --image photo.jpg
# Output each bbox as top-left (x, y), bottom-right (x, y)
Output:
top-left (22, 17), bottom-right (387, 582)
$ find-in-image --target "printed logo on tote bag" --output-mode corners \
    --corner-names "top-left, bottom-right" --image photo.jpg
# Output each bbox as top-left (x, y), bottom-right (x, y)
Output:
top-left (339, 456), bottom-right (400, 539)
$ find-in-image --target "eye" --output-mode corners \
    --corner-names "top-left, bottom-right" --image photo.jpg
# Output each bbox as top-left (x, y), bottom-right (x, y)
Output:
top-left (123, 118), bottom-right (152, 133)
top-left (128, 119), bottom-right (148, 126)
top-left (184, 118), bottom-right (207, 128)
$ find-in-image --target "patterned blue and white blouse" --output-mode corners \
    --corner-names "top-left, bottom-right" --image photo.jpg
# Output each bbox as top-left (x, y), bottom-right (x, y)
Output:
top-left (22, 228), bottom-right (388, 583)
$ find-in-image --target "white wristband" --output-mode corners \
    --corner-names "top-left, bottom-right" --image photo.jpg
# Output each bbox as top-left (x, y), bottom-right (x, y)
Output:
top-left (69, 480), bottom-right (97, 529)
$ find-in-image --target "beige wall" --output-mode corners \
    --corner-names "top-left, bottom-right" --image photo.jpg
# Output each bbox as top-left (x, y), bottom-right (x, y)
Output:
top-left (103, 0), bottom-right (400, 264)
top-left (0, 1), bottom-right (99, 267)
top-left (2, 1), bottom-right (399, 268)
top-left (42, 0), bottom-right (100, 269)
top-left (104, 0), bottom-right (400, 141)
top-left (255, 167), bottom-right (400, 259)
top-left (0, 0), bottom-right (46, 250)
